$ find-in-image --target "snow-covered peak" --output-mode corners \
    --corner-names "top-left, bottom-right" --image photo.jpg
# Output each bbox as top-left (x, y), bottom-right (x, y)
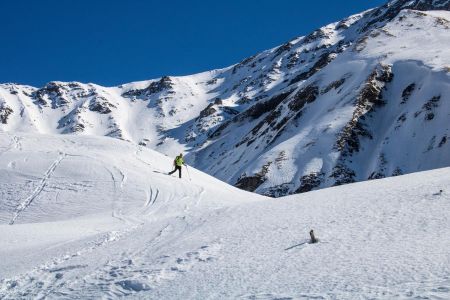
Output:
top-left (1, 0), bottom-right (449, 197)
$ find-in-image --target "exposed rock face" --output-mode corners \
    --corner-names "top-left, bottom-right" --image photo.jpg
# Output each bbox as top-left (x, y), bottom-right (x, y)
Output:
top-left (89, 96), bottom-right (117, 114)
top-left (1, 0), bottom-right (449, 197)
top-left (288, 84), bottom-right (319, 111)
top-left (414, 96), bottom-right (441, 121)
top-left (33, 82), bottom-right (73, 108)
top-left (198, 104), bottom-right (217, 119)
top-left (361, 0), bottom-right (450, 32)
top-left (235, 162), bottom-right (271, 192)
top-left (0, 104), bottom-right (13, 124)
top-left (290, 52), bottom-right (336, 84)
top-left (401, 83), bottom-right (416, 104)
top-left (296, 172), bottom-right (324, 193)
top-left (336, 65), bottom-right (393, 155)
top-left (122, 76), bottom-right (174, 98)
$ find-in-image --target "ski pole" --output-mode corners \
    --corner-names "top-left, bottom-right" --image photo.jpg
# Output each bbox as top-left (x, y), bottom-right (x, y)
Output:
top-left (185, 165), bottom-right (192, 181)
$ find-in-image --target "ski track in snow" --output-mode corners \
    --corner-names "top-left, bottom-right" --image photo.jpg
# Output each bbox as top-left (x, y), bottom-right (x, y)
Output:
top-left (12, 135), bottom-right (22, 151)
top-left (1, 133), bottom-right (450, 299)
top-left (0, 134), bottom-right (15, 157)
top-left (2, 145), bottom-right (215, 298)
top-left (0, 214), bottom-right (220, 299)
top-left (145, 187), bottom-right (159, 209)
top-left (9, 152), bottom-right (66, 225)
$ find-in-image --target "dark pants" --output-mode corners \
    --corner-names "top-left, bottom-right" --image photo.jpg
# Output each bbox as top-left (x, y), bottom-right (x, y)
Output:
top-left (169, 165), bottom-right (182, 178)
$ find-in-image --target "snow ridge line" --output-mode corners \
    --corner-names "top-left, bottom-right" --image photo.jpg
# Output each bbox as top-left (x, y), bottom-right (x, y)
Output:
top-left (9, 152), bottom-right (66, 225)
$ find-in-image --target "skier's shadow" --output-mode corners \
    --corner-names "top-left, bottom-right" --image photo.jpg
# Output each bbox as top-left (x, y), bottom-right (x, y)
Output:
top-left (284, 239), bottom-right (311, 251)
top-left (153, 170), bottom-right (167, 175)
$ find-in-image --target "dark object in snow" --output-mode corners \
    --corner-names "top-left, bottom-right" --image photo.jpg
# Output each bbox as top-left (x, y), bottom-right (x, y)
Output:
top-left (433, 190), bottom-right (443, 196)
top-left (310, 229), bottom-right (318, 244)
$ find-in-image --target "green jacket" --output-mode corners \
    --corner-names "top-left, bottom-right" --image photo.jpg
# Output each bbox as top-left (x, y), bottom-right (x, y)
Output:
top-left (174, 156), bottom-right (184, 167)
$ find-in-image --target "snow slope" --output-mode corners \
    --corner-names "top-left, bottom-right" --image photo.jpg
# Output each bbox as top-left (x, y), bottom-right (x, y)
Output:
top-left (1, 132), bottom-right (450, 299)
top-left (1, 0), bottom-right (449, 196)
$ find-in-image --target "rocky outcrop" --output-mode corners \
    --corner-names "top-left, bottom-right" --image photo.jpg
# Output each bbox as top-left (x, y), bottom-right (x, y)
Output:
top-left (89, 96), bottom-right (116, 114)
top-left (296, 172), bottom-right (324, 193)
top-left (122, 76), bottom-right (174, 98)
top-left (0, 104), bottom-right (13, 124)
top-left (33, 82), bottom-right (72, 108)
top-left (1, 0), bottom-right (449, 198)
top-left (290, 52), bottom-right (336, 84)
top-left (235, 162), bottom-right (272, 192)
top-left (335, 64), bottom-right (393, 155)
top-left (361, 0), bottom-right (450, 32)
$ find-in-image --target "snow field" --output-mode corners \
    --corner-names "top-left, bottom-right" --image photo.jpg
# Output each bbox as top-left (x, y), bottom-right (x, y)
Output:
top-left (0, 132), bottom-right (449, 299)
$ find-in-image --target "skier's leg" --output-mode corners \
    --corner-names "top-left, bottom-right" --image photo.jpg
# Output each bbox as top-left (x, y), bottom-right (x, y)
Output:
top-left (168, 168), bottom-right (176, 175)
top-left (178, 166), bottom-right (182, 178)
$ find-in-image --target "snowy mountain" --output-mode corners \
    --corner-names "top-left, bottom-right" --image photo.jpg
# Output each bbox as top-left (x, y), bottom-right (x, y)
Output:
top-left (1, 132), bottom-right (450, 299)
top-left (1, 0), bottom-right (449, 196)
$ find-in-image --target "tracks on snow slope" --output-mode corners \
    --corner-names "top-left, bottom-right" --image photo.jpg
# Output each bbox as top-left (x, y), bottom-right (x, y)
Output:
top-left (1, 135), bottom-right (217, 298)
top-left (9, 152), bottom-right (66, 225)
top-left (1, 170), bottom-right (209, 299)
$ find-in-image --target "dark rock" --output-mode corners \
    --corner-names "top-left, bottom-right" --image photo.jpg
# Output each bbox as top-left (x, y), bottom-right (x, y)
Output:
top-left (273, 42), bottom-right (293, 58)
top-left (222, 107), bottom-right (239, 116)
top-left (74, 123), bottom-right (85, 132)
top-left (241, 91), bottom-right (291, 120)
top-left (207, 120), bottom-right (231, 139)
top-left (360, 0), bottom-right (450, 33)
top-left (232, 55), bottom-right (257, 74)
top-left (330, 164), bottom-right (356, 186)
top-left (0, 105), bottom-right (13, 124)
top-left (303, 29), bottom-right (329, 44)
top-left (264, 183), bottom-right (293, 197)
top-left (392, 167), bottom-right (403, 176)
top-left (438, 136), bottom-right (447, 147)
top-left (89, 97), bottom-right (116, 114)
top-left (426, 112), bottom-right (435, 120)
top-left (336, 19), bottom-right (350, 30)
top-left (335, 64), bottom-right (392, 155)
top-left (122, 76), bottom-right (174, 98)
top-left (286, 51), bottom-right (300, 69)
top-left (321, 77), bottom-right (347, 94)
top-left (395, 113), bottom-right (407, 130)
top-left (198, 103), bottom-right (217, 119)
top-left (401, 83), bottom-right (416, 104)
top-left (235, 162), bottom-right (271, 192)
top-left (235, 175), bottom-right (264, 192)
top-left (290, 52), bottom-right (336, 85)
top-left (33, 82), bottom-right (69, 107)
top-left (368, 172), bottom-right (385, 179)
top-left (206, 78), bottom-right (218, 85)
top-left (237, 96), bottom-right (252, 105)
top-left (296, 172), bottom-right (324, 193)
top-left (414, 95), bottom-right (440, 119)
top-left (288, 84), bottom-right (319, 111)
top-left (423, 95), bottom-right (441, 111)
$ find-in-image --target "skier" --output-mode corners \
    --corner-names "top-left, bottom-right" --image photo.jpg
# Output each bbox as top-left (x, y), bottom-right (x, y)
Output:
top-left (168, 153), bottom-right (186, 178)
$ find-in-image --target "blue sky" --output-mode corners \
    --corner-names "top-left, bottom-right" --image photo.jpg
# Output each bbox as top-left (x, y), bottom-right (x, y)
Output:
top-left (0, 0), bottom-right (386, 87)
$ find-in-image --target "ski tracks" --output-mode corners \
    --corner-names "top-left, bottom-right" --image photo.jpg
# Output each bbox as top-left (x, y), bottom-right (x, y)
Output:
top-left (0, 135), bottom-right (14, 157)
top-left (56, 225), bottom-right (221, 299)
top-left (145, 187), bottom-right (160, 210)
top-left (13, 135), bottom-right (22, 151)
top-left (9, 152), bottom-right (66, 225)
top-left (0, 227), bottom-right (140, 300)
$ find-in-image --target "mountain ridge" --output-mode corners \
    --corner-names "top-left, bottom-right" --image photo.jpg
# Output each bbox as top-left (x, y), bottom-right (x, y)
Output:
top-left (1, 0), bottom-right (449, 196)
